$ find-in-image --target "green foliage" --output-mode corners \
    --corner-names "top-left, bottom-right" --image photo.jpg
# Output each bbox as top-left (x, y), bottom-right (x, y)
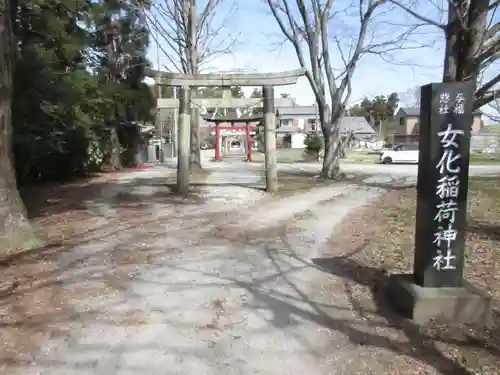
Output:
top-left (196, 86), bottom-right (245, 98)
top-left (348, 93), bottom-right (399, 125)
top-left (10, 0), bottom-right (154, 185)
top-left (304, 133), bottom-right (324, 154)
top-left (250, 88), bottom-right (262, 98)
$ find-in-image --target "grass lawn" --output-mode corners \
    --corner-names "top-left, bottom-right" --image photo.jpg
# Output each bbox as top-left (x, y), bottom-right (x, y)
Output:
top-left (470, 152), bottom-right (500, 164)
top-left (326, 178), bottom-right (500, 374)
top-left (252, 149), bottom-right (500, 165)
top-left (251, 148), bottom-right (310, 163)
top-left (342, 151), bottom-right (379, 163)
top-left (251, 149), bottom-right (379, 164)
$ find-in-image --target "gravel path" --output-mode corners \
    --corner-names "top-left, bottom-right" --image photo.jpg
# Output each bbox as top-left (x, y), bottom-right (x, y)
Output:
top-left (19, 162), bottom-right (385, 375)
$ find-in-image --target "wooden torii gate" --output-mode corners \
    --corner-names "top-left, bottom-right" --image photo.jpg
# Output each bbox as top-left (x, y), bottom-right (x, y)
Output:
top-left (148, 69), bottom-right (306, 195)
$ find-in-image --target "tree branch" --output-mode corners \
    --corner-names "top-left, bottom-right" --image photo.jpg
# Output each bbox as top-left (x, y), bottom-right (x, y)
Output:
top-left (475, 72), bottom-right (500, 109)
top-left (387, 0), bottom-right (447, 29)
top-left (147, 0), bottom-right (238, 73)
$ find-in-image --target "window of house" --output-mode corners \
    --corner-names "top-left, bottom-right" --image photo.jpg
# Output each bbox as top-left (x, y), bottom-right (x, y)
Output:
top-left (399, 117), bottom-right (405, 126)
top-left (307, 119), bottom-right (316, 131)
top-left (280, 119), bottom-right (292, 128)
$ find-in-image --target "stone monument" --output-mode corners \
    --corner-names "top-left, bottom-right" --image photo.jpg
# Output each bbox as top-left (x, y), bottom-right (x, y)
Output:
top-left (385, 80), bottom-right (492, 327)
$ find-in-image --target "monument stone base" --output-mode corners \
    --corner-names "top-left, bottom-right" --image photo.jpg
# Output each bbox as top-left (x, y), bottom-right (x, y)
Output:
top-left (384, 273), bottom-right (493, 328)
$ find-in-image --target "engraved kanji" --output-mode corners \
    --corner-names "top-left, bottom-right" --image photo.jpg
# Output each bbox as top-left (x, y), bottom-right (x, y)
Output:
top-left (436, 149), bottom-right (461, 174)
top-left (432, 249), bottom-right (457, 271)
top-left (434, 200), bottom-right (459, 224)
top-left (433, 225), bottom-right (458, 248)
top-left (454, 92), bottom-right (465, 114)
top-left (437, 124), bottom-right (464, 148)
top-left (436, 175), bottom-right (460, 199)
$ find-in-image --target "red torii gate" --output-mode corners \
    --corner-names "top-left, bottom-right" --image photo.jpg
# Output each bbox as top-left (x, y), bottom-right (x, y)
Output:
top-left (202, 114), bottom-right (262, 162)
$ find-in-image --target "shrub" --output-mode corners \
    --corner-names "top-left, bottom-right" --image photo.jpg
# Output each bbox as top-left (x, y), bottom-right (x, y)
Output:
top-left (304, 133), bottom-right (324, 154)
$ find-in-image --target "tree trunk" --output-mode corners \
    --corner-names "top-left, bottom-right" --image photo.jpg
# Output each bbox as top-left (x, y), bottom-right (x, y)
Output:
top-left (0, 0), bottom-right (41, 252)
top-left (130, 127), bottom-right (140, 165)
top-left (320, 130), bottom-right (342, 179)
top-left (109, 126), bottom-right (122, 169)
top-left (443, 0), bottom-right (489, 83)
top-left (318, 106), bottom-right (342, 179)
top-left (189, 105), bottom-right (202, 173)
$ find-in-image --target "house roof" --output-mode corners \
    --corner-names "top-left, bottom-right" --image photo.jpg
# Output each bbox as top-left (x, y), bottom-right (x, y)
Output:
top-left (276, 105), bottom-right (316, 117)
top-left (275, 97), bottom-right (296, 107)
top-left (399, 106), bottom-right (482, 117)
top-left (399, 107), bottom-right (420, 116)
top-left (340, 117), bottom-right (375, 134)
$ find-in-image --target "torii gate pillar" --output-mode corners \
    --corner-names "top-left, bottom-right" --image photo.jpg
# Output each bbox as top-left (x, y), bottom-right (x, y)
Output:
top-left (214, 124), bottom-right (221, 161)
top-left (177, 87), bottom-right (190, 195)
top-left (263, 86), bottom-right (277, 193)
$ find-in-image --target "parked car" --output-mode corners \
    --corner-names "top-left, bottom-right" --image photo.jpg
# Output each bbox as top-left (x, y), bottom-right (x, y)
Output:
top-left (379, 143), bottom-right (419, 164)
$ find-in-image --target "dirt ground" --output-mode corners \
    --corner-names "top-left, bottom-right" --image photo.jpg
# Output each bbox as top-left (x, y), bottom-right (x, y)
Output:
top-left (327, 177), bottom-right (500, 374)
top-left (1, 165), bottom-right (499, 375)
top-left (0, 169), bottom-right (144, 373)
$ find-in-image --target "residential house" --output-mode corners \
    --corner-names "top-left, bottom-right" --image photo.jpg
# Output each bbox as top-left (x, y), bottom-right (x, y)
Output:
top-left (275, 105), bottom-right (317, 148)
top-left (275, 108), bottom-right (378, 149)
top-left (339, 117), bottom-right (379, 149)
top-left (386, 107), bottom-right (483, 144)
top-left (340, 117), bottom-right (376, 136)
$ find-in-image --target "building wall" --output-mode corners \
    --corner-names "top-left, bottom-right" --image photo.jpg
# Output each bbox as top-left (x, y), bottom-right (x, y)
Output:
top-left (276, 134), bottom-right (285, 148)
top-left (406, 117), bottom-right (419, 135)
top-left (291, 133), bottom-right (306, 148)
top-left (303, 118), bottom-right (319, 132)
top-left (391, 112), bottom-right (483, 139)
top-left (278, 114), bottom-right (315, 132)
top-left (471, 115), bottom-right (483, 134)
top-left (470, 134), bottom-right (500, 152)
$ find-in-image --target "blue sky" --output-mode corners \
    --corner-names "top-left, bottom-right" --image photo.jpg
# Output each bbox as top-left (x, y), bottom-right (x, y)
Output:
top-left (147, 0), bottom-right (497, 117)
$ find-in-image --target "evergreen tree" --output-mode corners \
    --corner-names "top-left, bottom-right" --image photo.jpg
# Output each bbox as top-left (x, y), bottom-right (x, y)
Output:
top-left (0, 0), bottom-right (155, 252)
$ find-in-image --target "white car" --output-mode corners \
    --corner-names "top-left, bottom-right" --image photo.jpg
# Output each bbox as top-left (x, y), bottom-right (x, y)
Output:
top-left (380, 144), bottom-right (419, 164)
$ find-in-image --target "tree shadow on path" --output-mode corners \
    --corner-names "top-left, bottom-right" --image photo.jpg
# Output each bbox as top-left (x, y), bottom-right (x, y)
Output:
top-left (311, 246), bottom-right (500, 375)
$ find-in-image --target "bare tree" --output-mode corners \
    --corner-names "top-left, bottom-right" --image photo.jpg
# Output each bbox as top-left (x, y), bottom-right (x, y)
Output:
top-left (266, 0), bottom-right (427, 179)
top-left (399, 85), bottom-right (421, 107)
top-left (389, 0), bottom-right (499, 110)
top-left (0, 0), bottom-right (40, 251)
top-left (485, 99), bottom-right (500, 123)
top-left (411, 86), bottom-right (421, 107)
top-left (146, 0), bottom-right (238, 170)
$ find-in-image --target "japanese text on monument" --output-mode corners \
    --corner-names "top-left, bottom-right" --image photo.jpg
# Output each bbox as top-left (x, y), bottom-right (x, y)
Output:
top-left (432, 91), bottom-right (466, 271)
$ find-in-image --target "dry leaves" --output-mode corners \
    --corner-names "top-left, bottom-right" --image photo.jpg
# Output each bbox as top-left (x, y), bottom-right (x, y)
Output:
top-left (0, 169), bottom-right (158, 372)
top-left (326, 177), bottom-right (500, 374)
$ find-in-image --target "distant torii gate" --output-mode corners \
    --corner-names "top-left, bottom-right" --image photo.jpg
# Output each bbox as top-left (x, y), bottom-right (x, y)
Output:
top-left (156, 86), bottom-right (262, 162)
top-left (201, 88), bottom-right (262, 162)
top-left (149, 69), bottom-right (306, 194)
